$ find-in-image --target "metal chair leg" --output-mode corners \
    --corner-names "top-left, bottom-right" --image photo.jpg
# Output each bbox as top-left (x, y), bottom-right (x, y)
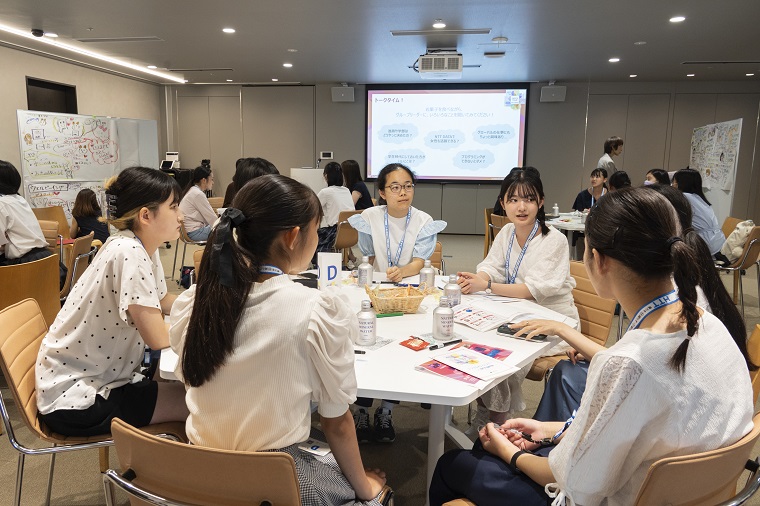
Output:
top-left (15, 453), bottom-right (24, 506)
top-left (171, 238), bottom-right (179, 280)
top-left (45, 450), bottom-right (56, 505)
top-left (179, 242), bottom-right (188, 280)
top-left (739, 272), bottom-right (745, 320)
top-left (617, 305), bottom-right (625, 343)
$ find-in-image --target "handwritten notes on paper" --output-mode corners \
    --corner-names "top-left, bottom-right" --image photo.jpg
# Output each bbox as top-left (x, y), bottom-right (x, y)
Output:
top-left (690, 119), bottom-right (742, 191)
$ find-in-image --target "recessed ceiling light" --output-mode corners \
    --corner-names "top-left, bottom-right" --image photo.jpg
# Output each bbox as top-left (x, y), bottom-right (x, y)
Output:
top-left (272, 78), bottom-right (279, 82)
top-left (686, 73), bottom-right (695, 77)
top-left (433, 19), bottom-right (446, 29)
top-left (629, 74), bottom-right (638, 78)
top-left (609, 57), bottom-right (620, 63)
top-left (44, 32), bottom-right (58, 38)
top-left (634, 41), bottom-right (646, 46)
top-left (283, 63), bottom-right (293, 68)
top-left (226, 79), bottom-right (233, 82)
top-left (670, 16), bottom-right (686, 23)
top-left (491, 36), bottom-right (509, 43)
top-left (287, 48), bottom-right (298, 53)
top-left (747, 73), bottom-right (755, 77)
top-left (147, 65), bottom-right (157, 69)
top-left (222, 27), bottom-right (236, 33)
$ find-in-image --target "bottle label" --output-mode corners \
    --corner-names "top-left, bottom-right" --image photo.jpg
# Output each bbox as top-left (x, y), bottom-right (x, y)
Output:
top-left (440, 314), bottom-right (453, 336)
top-left (358, 269), bottom-right (368, 286)
top-left (445, 288), bottom-right (461, 307)
top-left (357, 317), bottom-right (376, 345)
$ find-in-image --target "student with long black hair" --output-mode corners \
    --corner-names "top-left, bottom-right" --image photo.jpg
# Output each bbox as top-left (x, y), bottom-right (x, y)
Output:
top-left (430, 187), bottom-right (753, 506)
top-left (170, 175), bottom-right (387, 505)
top-left (672, 168), bottom-right (726, 260)
top-left (179, 165), bottom-right (216, 241)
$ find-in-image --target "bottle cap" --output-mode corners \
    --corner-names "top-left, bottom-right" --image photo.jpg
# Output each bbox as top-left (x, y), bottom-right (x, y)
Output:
top-left (449, 274), bottom-right (457, 282)
top-left (361, 300), bottom-right (372, 309)
top-left (439, 296), bottom-right (449, 306)
top-left (362, 256), bottom-right (369, 263)
top-left (424, 259), bottom-right (431, 267)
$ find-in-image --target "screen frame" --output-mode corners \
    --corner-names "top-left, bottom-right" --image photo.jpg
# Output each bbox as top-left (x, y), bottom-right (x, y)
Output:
top-left (365, 82), bottom-right (531, 183)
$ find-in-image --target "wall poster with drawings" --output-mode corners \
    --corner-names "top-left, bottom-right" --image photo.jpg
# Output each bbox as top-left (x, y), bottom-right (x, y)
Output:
top-left (689, 118), bottom-right (742, 225)
top-left (16, 110), bottom-right (158, 219)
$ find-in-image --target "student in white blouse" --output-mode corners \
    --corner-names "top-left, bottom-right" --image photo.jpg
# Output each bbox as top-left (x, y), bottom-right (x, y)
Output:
top-left (430, 187), bottom-right (754, 506)
top-left (314, 162), bottom-right (355, 260)
top-left (170, 175), bottom-right (387, 504)
top-left (178, 165), bottom-right (216, 241)
top-left (457, 168), bottom-right (579, 434)
top-left (36, 167), bottom-right (189, 436)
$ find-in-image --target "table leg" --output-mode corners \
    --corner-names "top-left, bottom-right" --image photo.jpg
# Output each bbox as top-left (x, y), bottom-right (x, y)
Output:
top-left (427, 404), bottom-right (448, 501)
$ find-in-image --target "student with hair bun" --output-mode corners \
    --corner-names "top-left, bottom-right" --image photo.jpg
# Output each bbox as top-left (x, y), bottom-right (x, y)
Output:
top-left (179, 165), bottom-right (216, 241)
top-left (607, 170), bottom-right (631, 191)
top-left (170, 174), bottom-right (387, 504)
top-left (430, 186), bottom-right (753, 506)
top-left (36, 166), bottom-right (189, 436)
top-left (315, 162), bottom-right (355, 259)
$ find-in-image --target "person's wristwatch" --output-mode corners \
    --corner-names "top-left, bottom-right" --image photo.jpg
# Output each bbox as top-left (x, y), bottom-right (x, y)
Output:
top-left (485, 279), bottom-right (492, 294)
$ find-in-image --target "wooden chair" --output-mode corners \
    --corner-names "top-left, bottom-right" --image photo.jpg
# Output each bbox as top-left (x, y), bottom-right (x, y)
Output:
top-left (0, 299), bottom-right (187, 506)
top-left (193, 249), bottom-right (203, 284)
top-left (333, 209), bottom-right (362, 266)
top-left (60, 232), bottom-right (95, 303)
top-left (526, 260), bottom-right (617, 382)
top-left (171, 224), bottom-right (207, 281)
top-left (485, 212), bottom-right (512, 258)
top-left (483, 207), bottom-right (494, 257)
top-left (721, 216), bottom-right (746, 302)
top-left (715, 225), bottom-right (760, 320)
top-left (207, 196), bottom-right (224, 213)
top-left (32, 206), bottom-right (70, 239)
top-left (103, 417), bottom-right (303, 506)
top-left (748, 325), bottom-right (760, 404)
top-left (0, 254), bottom-right (60, 327)
top-left (430, 241), bottom-right (445, 274)
top-left (443, 414), bottom-right (760, 506)
top-left (37, 219), bottom-right (63, 259)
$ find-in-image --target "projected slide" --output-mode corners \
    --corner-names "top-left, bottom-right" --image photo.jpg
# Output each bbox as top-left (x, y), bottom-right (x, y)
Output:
top-left (367, 86), bottom-right (528, 182)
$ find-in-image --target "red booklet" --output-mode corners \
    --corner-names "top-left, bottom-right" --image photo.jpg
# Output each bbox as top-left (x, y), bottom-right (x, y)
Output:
top-left (417, 341), bottom-right (512, 384)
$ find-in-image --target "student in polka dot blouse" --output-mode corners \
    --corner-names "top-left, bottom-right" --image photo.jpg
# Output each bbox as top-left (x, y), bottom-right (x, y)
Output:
top-left (36, 167), bottom-right (189, 436)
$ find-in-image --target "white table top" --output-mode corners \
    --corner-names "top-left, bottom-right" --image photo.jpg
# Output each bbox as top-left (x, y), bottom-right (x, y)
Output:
top-left (548, 214), bottom-right (586, 232)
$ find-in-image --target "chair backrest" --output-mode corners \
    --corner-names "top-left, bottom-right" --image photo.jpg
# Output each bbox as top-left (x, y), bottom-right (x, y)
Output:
top-left (748, 325), bottom-right (760, 403)
top-left (179, 223), bottom-right (205, 245)
top-left (0, 254), bottom-right (61, 327)
top-left (109, 417), bottom-right (302, 506)
top-left (569, 260), bottom-right (617, 346)
top-left (489, 213), bottom-right (511, 240)
top-left (333, 210), bottom-right (362, 250)
top-left (0, 299), bottom-right (50, 440)
top-left (483, 207), bottom-right (494, 257)
top-left (731, 226), bottom-right (760, 269)
top-left (633, 413), bottom-right (760, 505)
top-left (207, 196), bottom-right (224, 212)
top-left (193, 249), bottom-right (203, 282)
top-left (32, 206), bottom-right (70, 239)
top-left (60, 232), bottom-right (95, 299)
top-left (722, 216), bottom-right (743, 239)
top-left (430, 241), bottom-right (444, 271)
top-left (38, 219), bottom-right (60, 250)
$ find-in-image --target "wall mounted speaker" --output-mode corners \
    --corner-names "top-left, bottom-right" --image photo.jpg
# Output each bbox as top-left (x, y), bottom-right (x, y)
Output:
top-left (540, 86), bottom-right (566, 102)
top-left (331, 87), bottom-right (355, 102)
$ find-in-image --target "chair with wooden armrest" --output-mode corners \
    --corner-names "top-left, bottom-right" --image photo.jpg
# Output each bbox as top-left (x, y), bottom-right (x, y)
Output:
top-left (333, 209), bottom-right (362, 267)
top-left (60, 232), bottom-right (95, 303)
top-left (715, 225), bottom-right (760, 320)
top-left (0, 254), bottom-right (60, 327)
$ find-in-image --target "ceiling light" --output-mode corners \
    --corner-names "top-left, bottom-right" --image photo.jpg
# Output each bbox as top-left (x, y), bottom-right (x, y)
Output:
top-left (629, 74), bottom-right (638, 78)
top-left (433, 19), bottom-right (446, 29)
top-left (609, 57), bottom-right (620, 63)
top-left (272, 78), bottom-right (279, 82)
top-left (283, 63), bottom-right (293, 68)
top-left (226, 79), bottom-right (233, 82)
top-left (222, 27), bottom-right (235, 33)
top-left (747, 73), bottom-right (755, 77)
top-left (0, 22), bottom-right (185, 83)
top-left (44, 32), bottom-right (58, 38)
top-left (670, 16), bottom-right (686, 23)
top-left (147, 65), bottom-right (157, 69)
top-left (686, 73), bottom-right (695, 77)
top-left (634, 41), bottom-right (646, 46)
top-left (287, 48), bottom-right (298, 53)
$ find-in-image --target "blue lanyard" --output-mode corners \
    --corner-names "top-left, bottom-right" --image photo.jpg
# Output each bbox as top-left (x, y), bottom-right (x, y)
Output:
top-left (259, 264), bottom-right (284, 276)
top-left (590, 187), bottom-right (606, 207)
top-left (504, 220), bottom-right (539, 284)
top-left (384, 207), bottom-right (411, 267)
top-left (627, 290), bottom-right (680, 331)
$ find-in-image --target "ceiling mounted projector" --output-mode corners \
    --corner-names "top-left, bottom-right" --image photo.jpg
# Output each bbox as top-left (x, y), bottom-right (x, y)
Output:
top-left (418, 51), bottom-right (463, 79)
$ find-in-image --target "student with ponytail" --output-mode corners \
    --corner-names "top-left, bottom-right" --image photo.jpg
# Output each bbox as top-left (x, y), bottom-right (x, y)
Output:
top-left (179, 164), bottom-right (216, 241)
top-left (170, 174), bottom-right (387, 505)
top-left (430, 186), bottom-right (753, 506)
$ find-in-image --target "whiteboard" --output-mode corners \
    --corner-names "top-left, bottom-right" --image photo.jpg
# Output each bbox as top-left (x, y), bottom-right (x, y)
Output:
top-left (16, 110), bottom-right (158, 218)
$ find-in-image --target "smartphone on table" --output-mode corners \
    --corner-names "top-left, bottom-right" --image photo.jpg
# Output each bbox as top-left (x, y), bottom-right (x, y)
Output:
top-left (496, 322), bottom-right (549, 341)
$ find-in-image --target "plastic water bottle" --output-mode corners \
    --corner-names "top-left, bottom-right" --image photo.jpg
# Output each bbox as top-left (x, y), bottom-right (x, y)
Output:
top-left (552, 203), bottom-right (559, 216)
top-left (432, 296), bottom-right (455, 341)
top-left (356, 300), bottom-right (377, 346)
top-left (357, 256), bottom-right (373, 287)
top-left (443, 274), bottom-right (461, 307)
top-left (419, 259), bottom-right (435, 289)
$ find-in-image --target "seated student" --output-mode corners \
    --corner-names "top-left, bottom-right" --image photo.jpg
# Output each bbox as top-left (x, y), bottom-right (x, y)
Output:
top-left (70, 188), bottom-right (110, 243)
top-left (672, 168), bottom-right (727, 261)
top-left (342, 159), bottom-right (374, 210)
top-left (170, 175), bottom-right (387, 504)
top-left (222, 157), bottom-right (279, 207)
top-left (607, 170), bottom-right (631, 191)
top-left (430, 186), bottom-right (754, 506)
top-left (36, 167), bottom-right (189, 437)
top-left (0, 160), bottom-right (52, 267)
top-left (533, 183), bottom-right (752, 423)
top-left (315, 162), bottom-right (356, 260)
top-left (572, 167), bottom-right (608, 211)
top-left (457, 168), bottom-right (579, 434)
top-left (179, 165), bottom-right (217, 242)
top-left (348, 163), bottom-right (446, 442)
top-left (645, 168), bottom-right (671, 185)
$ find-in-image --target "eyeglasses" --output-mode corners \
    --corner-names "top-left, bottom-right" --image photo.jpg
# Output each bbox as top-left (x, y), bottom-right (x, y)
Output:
top-left (386, 183), bottom-right (415, 194)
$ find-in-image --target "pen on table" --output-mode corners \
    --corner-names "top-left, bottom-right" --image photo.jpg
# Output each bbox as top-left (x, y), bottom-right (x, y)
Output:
top-left (373, 280), bottom-right (395, 284)
top-left (376, 311), bottom-right (404, 318)
top-left (396, 283), bottom-right (419, 287)
top-left (354, 350), bottom-right (366, 354)
top-left (428, 338), bottom-right (462, 350)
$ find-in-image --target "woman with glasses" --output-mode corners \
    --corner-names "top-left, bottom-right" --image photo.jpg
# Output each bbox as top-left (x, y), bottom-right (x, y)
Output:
top-left (347, 163), bottom-right (446, 444)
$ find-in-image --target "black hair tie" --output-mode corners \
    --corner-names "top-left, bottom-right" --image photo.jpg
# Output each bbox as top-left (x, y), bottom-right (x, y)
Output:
top-left (666, 236), bottom-right (683, 249)
top-left (210, 208), bottom-right (247, 287)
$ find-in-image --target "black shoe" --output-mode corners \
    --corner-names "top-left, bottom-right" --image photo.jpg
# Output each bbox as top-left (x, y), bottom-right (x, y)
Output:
top-left (374, 408), bottom-right (396, 443)
top-left (354, 408), bottom-right (372, 443)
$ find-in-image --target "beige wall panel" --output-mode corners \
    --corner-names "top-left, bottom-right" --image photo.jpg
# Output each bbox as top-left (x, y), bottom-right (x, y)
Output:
top-left (177, 96), bottom-right (210, 171)
top-left (242, 86), bottom-right (315, 177)
top-left (623, 94), bottom-right (671, 182)
top-left (315, 84), bottom-right (367, 173)
top-left (667, 94), bottom-right (717, 171)
top-left (584, 94), bottom-right (629, 174)
top-left (209, 96), bottom-right (242, 198)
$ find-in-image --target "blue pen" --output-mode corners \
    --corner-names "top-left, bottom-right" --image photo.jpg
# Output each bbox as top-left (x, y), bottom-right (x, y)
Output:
top-left (396, 283), bottom-right (419, 287)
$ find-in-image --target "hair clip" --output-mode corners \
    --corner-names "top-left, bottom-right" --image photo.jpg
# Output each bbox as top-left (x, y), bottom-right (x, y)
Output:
top-left (105, 193), bottom-right (118, 220)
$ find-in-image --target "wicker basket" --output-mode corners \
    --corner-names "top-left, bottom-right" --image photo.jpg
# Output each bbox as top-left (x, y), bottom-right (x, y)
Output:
top-left (364, 285), bottom-right (425, 314)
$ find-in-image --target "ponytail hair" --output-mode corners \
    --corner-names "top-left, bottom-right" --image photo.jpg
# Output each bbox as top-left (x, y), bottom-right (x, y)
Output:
top-left (585, 187), bottom-right (702, 372)
top-left (103, 166), bottom-right (181, 231)
top-left (183, 165), bottom-right (212, 197)
top-left (181, 174), bottom-right (323, 387)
